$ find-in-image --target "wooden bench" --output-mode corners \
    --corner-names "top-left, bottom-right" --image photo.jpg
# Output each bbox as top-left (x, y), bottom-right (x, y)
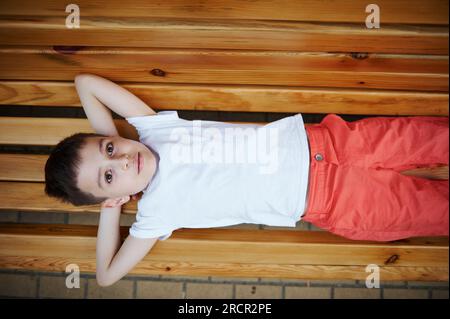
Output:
top-left (0, 0), bottom-right (448, 282)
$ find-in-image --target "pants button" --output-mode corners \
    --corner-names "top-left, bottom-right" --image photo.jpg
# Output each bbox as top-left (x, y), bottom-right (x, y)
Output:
top-left (314, 153), bottom-right (324, 161)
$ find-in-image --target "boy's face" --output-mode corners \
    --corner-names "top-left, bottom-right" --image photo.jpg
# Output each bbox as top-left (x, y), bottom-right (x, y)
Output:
top-left (76, 135), bottom-right (157, 203)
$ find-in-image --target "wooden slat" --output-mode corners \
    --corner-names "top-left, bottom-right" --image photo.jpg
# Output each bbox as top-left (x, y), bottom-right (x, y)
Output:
top-left (400, 166), bottom-right (450, 180)
top-left (0, 117), bottom-right (139, 145)
top-left (0, 17), bottom-right (448, 55)
top-left (0, 224), bottom-right (447, 280)
top-left (1, 255), bottom-right (445, 281)
top-left (0, 0), bottom-right (447, 25)
top-left (0, 47), bottom-right (448, 91)
top-left (0, 154), bottom-right (46, 181)
top-left (1, 82), bottom-right (448, 116)
top-left (0, 181), bottom-right (136, 214)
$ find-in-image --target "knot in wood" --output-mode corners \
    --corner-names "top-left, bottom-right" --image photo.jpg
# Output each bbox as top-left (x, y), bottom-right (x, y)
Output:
top-left (384, 254), bottom-right (399, 265)
top-left (53, 46), bottom-right (85, 54)
top-left (151, 69), bottom-right (166, 77)
top-left (350, 52), bottom-right (369, 60)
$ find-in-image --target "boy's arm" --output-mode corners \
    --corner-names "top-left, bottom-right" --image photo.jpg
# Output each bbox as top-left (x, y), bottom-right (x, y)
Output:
top-left (74, 73), bottom-right (156, 136)
top-left (96, 204), bottom-right (157, 287)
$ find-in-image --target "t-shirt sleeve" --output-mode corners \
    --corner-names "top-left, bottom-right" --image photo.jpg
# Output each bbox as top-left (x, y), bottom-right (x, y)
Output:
top-left (129, 208), bottom-right (174, 241)
top-left (129, 220), bottom-right (174, 241)
top-left (126, 110), bottom-right (180, 138)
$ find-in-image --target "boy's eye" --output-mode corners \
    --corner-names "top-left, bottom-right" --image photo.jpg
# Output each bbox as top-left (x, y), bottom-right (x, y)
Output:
top-left (105, 170), bottom-right (113, 184)
top-left (106, 142), bottom-right (114, 156)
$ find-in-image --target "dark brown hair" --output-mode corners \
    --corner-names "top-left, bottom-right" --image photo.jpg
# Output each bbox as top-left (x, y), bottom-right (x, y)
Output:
top-left (44, 132), bottom-right (109, 206)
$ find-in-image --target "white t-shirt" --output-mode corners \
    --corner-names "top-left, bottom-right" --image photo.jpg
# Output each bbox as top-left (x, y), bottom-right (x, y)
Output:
top-left (126, 110), bottom-right (310, 240)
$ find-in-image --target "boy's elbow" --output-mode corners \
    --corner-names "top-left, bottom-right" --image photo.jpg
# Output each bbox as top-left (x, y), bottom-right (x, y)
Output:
top-left (97, 280), bottom-right (113, 288)
top-left (96, 272), bottom-right (116, 288)
top-left (97, 278), bottom-right (115, 288)
top-left (74, 73), bottom-right (93, 86)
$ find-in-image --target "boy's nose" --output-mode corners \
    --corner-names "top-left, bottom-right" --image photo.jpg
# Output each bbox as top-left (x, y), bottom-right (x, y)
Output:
top-left (117, 154), bottom-right (130, 170)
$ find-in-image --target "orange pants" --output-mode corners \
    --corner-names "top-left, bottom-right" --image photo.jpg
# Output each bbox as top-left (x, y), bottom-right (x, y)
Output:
top-left (302, 114), bottom-right (449, 241)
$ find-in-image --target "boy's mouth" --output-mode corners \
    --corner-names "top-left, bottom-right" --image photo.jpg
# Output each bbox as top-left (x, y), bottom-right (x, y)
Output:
top-left (137, 152), bottom-right (140, 174)
top-left (137, 152), bottom-right (144, 174)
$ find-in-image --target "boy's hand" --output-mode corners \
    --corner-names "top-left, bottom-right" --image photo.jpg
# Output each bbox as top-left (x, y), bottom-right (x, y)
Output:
top-left (101, 192), bottom-right (142, 209)
top-left (101, 195), bottom-right (130, 209)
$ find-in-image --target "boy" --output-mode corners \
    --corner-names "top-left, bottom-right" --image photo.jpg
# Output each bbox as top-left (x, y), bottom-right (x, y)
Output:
top-left (45, 74), bottom-right (449, 287)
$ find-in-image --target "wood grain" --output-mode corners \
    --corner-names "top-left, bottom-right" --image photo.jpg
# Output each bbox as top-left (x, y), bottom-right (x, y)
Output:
top-left (0, 117), bottom-right (138, 145)
top-left (0, 224), bottom-right (447, 281)
top-left (0, 47), bottom-right (448, 91)
top-left (0, 181), bottom-right (136, 214)
top-left (0, 81), bottom-right (448, 115)
top-left (0, 17), bottom-right (447, 54)
top-left (0, 0), bottom-right (447, 24)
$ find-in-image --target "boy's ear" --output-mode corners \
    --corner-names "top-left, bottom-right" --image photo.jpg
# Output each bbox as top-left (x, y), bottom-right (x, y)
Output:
top-left (131, 192), bottom-right (143, 201)
top-left (101, 195), bottom-right (130, 208)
